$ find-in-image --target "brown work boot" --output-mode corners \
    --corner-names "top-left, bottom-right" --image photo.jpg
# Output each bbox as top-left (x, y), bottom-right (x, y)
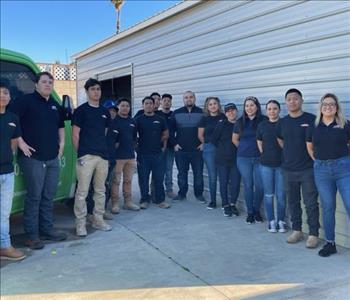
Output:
top-left (287, 231), bottom-right (304, 244)
top-left (306, 235), bottom-right (319, 248)
top-left (92, 216), bottom-right (112, 231)
top-left (0, 247), bottom-right (26, 261)
top-left (111, 199), bottom-right (120, 214)
top-left (76, 219), bottom-right (87, 237)
top-left (140, 202), bottom-right (149, 209)
top-left (103, 211), bottom-right (114, 220)
top-left (123, 201), bottom-right (140, 211)
top-left (158, 201), bottom-right (171, 209)
top-left (25, 239), bottom-right (45, 250)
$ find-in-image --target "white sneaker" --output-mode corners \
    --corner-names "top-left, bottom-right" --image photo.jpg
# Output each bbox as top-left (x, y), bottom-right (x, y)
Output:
top-left (267, 220), bottom-right (277, 233)
top-left (278, 220), bottom-right (287, 233)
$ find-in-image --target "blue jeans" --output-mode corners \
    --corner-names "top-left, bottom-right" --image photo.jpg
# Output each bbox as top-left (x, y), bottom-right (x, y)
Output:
top-left (260, 165), bottom-right (286, 222)
top-left (202, 143), bottom-right (217, 204)
top-left (164, 149), bottom-right (175, 192)
top-left (217, 163), bottom-right (241, 207)
top-left (314, 156), bottom-right (350, 242)
top-left (237, 157), bottom-right (263, 215)
top-left (0, 173), bottom-right (14, 248)
top-left (137, 153), bottom-right (165, 204)
top-left (19, 156), bottom-right (60, 240)
top-left (175, 150), bottom-right (204, 198)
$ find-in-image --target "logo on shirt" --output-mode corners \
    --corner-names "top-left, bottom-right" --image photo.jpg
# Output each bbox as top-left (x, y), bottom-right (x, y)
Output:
top-left (113, 130), bottom-right (119, 134)
top-left (102, 115), bottom-right (107, 119)
top-left (51, 106), bottom-right (57, 110)
top-left (153, 121), bottom-right (160, 124)
top-left (130, 124), bottom-right (135, 127)
top-left (333, 125), bottom-right (341, 129)
top-left (300, 123), bottom-right (309, 127)
top-left (8, 122), bottom-right (16, 127)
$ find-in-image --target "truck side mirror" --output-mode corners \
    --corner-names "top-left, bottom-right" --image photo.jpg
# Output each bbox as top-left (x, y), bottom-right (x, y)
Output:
top-left (62, 95), bottom-right (74, 120)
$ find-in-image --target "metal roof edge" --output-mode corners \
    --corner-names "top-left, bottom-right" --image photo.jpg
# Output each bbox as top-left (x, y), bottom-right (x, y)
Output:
top-left (72, 0), bottom-right (202, 61)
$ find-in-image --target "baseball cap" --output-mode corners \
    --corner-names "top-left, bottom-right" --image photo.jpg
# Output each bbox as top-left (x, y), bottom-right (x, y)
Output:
top-left (224, 103), bottom-right (237, 112)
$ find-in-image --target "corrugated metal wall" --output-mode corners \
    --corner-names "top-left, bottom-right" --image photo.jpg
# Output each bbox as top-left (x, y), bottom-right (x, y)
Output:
top-left (76, 0), bottom-right (350, 247)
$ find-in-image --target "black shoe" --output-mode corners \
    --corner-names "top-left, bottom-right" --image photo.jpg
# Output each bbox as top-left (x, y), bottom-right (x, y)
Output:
top-left (206, 202), bottom-right (216, 209)
top-left (196, 195), bottom-right (207, 204)
top-left (40, 230), bottom-right (67, 241)
top-left (318, 242), bottom-right (337, 257)
top-left (173, 195), bottom-right (186, 201)
top-left (254, 212), bottom-right (263, 223)
top-left (223, 206), bottom-right (232, 217)
top-left (25, 239), bottom-right (45, 250)
top-left (246, 214), bottom-right (255, 224)
top-left (230, 204), bottom-right (239, 216)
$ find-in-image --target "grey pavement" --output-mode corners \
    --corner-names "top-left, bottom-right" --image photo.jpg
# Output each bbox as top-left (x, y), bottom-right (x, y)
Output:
top-left (1, 180), bottom-right (350, 300)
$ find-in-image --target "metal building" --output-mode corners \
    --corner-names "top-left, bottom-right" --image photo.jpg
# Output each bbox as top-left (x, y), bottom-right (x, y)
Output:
top-left (73, 0), bottom-right (350, 247)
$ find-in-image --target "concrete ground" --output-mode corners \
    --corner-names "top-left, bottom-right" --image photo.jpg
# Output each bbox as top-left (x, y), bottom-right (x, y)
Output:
top-left (1, 180), bottom-right (350, 300)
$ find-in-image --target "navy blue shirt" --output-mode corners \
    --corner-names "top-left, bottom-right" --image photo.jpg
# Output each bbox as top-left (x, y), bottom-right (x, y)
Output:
top-left (0, 111), bottom-right (22, 174)
top-left (72, 102), bottom-right (111, 160)
top-left (111, 115), bottom-right (137, 159)
top-left (211, 119), bottom-right (237, 166)
top-left (9, 91), bottom-right (65, 161)
top-left (199, 113), bottom-right (226, 143)
top-left (170, 106), bottom-right (203, 151)
top-left (233, 116), bottom-right (265, 158)
top-left (276, 112), bottom-right (315, 171)
top-left (135, 114), bottom-right (167, 155)
top-left (256, 120), bottom-right (283, 167)
top-left (158, 110), bottom-right (174, 148)
top-left (306, 120), bottom-right (350, 160)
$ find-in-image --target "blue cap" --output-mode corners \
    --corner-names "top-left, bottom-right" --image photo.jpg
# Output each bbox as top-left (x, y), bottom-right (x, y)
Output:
top-left (102, 100), bottom-right (116, 109)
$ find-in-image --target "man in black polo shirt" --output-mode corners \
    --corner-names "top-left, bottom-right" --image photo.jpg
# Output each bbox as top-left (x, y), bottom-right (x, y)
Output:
top-left (135, 96), bottom-right (170, 209)
top-left (72, 78), bottom-right (116, 237)
top-left (110, 98), bottom-right (140, 213)
top-left (276, 88), bottom-right (320, 248)
top-left (9, 72), bottom-right (67, 250)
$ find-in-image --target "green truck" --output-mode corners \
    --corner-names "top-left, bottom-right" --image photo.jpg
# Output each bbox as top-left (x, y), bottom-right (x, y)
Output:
top-left (0, 48), bottom-right (76, 213)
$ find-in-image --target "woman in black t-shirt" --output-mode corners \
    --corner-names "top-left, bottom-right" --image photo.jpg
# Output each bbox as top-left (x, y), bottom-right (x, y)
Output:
top-left (256, 100), bottom-right (286, 233)
top-left (198, 97), bottom-right (225, 209)
top-left (306, 93), bottom-right (350, 257)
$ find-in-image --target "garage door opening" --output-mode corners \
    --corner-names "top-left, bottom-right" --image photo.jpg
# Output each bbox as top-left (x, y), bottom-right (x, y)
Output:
top-left (100, 75), bottom-right (132, 114)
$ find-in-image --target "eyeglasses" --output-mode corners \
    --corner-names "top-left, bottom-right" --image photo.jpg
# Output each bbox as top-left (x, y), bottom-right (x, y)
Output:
top-left (322, 102), bottom-right (337, 108)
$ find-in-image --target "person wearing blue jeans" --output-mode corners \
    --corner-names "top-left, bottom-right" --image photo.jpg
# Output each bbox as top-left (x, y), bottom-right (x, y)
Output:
top-left (212, 103), bottom-right (241, 217)
top-left (135, 96), bottom-right (170, 209)
top-left (171, 91), bottom-right (205, 202)
top-left (306, 93), bottom-right (350, 257)
top-left (233, 96), bottom-right (265, 224)
top-left (257, 100), bottom-right (286, 233)
top-left (198, 97), bottom-right (225, 209)
top-left (0, 79), bottom-right (32, 260)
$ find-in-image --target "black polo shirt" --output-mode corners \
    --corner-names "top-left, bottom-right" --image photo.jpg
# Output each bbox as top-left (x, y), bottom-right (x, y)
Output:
top-left (306, 120), bottom-right (350, 160)
top-left (0, 111), bottom-right (21, 174)
top-left (9, 91), bottom-right (65, 161)
top-left (199, 113), bottom-right (226, 143)
top-left (112, 115), bottom-right (137, 160)
top-left (256, 120), bottom-right (283, 167)
top-left (72, 102), bottom-right (111, 160)
top-left (276, 112), bottom-right (315, 171)
top-left (135, 114), bottom-right (167, 155)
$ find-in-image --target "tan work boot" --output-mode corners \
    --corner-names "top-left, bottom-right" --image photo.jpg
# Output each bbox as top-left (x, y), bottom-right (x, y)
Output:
top-left (140, 202), bottom-right (149, 209)
top-left (287, 230), bottom-right (304, 244)
top-left (306, 235), bottom-right (319, 248)
top-left (76, 219), bottom-right (87, 237)
top-left (111, 199), bottom-right (120, 214)
top-left (158, 201), bottom-right (171, 209)
top-left (92, 216), bottom-right (112, 231)
top-left (123, 201), bottom-right (140, 211)
top-left (0, 247), bottom-right (26, 261)
top-left (103, 211), bottom-right (114, 220)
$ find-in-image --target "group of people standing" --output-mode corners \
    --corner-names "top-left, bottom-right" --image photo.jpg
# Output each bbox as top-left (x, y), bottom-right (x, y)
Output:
top-left (1, 72), bottom-right (349, 262)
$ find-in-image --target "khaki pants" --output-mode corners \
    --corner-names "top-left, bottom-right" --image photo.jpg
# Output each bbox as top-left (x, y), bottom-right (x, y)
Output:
top-left (74, 154), bottom-right (108, 221)
top-left (111, 159), bottom-right (136, 204)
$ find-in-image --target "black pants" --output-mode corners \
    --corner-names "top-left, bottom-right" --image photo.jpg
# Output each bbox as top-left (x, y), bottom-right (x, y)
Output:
top-left (283, 168), bottom-right (320, 236)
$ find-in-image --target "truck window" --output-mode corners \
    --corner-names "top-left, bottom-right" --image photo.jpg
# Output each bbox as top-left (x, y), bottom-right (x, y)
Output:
top-left (0, 60), bottom-right (36, 101)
